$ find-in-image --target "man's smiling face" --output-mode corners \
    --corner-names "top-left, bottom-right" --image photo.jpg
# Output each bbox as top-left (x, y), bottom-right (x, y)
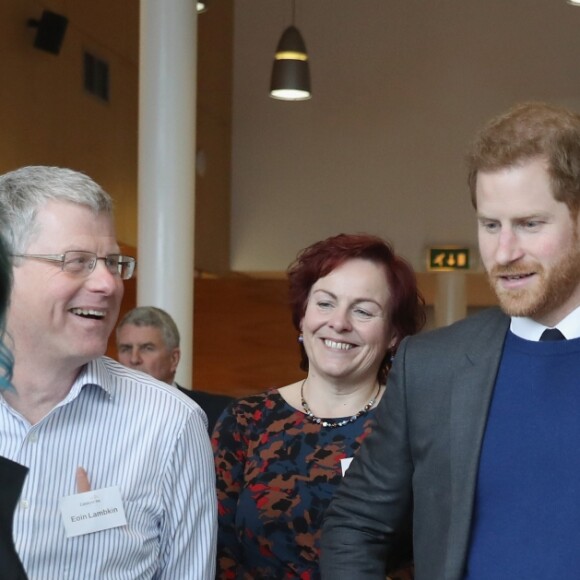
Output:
top-left (8, 200), bottom-right (123, 369)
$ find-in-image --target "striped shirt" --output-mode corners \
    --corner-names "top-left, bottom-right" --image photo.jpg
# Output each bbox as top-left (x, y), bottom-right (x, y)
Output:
top-left (0, 357), bottom-right (217, 579)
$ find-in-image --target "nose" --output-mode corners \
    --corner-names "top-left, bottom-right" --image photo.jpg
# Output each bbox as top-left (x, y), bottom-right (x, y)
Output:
top-left (328, 306), bottom-right (352, 332)
top-left (494, 228), bottom-right (524, 265)
top-left (130, 347), bottom-right (142, 365)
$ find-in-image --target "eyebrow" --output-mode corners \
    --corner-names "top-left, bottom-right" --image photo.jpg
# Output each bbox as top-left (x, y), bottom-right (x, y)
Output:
top-left (311, 289), bottom-right (385, 309)
top-left (477, 212), bottom-right (550, 222)
top-left (118, 341), bottom-right (156, 349)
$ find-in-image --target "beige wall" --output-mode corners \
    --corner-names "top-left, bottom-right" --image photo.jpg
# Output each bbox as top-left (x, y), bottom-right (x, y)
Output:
top-left (231, 0), bottom-right (580, 273)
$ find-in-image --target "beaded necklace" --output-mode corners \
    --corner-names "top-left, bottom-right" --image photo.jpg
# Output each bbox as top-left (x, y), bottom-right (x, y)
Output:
top-left (300, 379), bottom-right (380, 428)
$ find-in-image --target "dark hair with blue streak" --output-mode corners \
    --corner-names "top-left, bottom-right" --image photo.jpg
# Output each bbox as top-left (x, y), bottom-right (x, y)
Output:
top-left (0, 234), bottom-right (13, 390)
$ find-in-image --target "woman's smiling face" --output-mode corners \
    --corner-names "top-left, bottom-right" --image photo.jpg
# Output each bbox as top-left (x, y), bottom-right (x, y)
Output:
top-left (300, 258), bottom-right (392, 384)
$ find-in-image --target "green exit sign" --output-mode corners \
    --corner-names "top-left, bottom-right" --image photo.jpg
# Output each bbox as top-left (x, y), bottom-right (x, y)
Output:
top-left (428, 247), bottom-right (470, 271)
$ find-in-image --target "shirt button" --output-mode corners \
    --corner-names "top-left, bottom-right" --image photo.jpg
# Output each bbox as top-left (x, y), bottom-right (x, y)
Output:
top-left (28, 433), bottom-right (38, 443)
top-left (20, 499), bottom-right (29, 509)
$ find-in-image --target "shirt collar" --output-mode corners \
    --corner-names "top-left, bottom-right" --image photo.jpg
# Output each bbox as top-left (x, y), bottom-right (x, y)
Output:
top-left (69, 358), bottom-right (114, 400)
top-left (510, 304), bottom-right (580, 341)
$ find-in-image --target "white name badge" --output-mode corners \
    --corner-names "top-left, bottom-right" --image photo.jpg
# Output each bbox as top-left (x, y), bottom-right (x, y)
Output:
top-left (60, 486), bottom-right (128, 538)
top-left (340, 457), bottom-right (354, 476)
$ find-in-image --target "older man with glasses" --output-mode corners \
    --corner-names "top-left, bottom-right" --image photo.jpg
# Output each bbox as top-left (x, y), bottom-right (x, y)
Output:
top-left (0, 166), bottom-right (216, 579)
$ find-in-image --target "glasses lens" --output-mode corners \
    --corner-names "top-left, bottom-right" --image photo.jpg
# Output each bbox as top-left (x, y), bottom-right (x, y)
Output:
top-left (106, 255), bottom-right (136, 280)
top-left (121, 257), bottom-right (136, 280)
top-left (63, 251), bottom-right (96, 274)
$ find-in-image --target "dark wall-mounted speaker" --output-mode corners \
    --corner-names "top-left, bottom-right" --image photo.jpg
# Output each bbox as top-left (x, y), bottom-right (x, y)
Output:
top-left (28, 10), bottom-right (69, 55)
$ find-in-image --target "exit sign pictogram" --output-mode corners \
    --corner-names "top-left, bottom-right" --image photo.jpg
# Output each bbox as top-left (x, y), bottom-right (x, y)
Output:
top-left (427, 248), bottom-right (470, 271)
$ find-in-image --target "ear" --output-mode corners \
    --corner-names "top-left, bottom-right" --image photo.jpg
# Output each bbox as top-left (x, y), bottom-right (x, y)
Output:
top-left (170, 348), bottom-right (181, 374)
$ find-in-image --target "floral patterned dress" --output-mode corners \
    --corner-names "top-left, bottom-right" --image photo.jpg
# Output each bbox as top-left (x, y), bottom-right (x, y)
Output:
top-left (212, 388), bottom-right (377, 580)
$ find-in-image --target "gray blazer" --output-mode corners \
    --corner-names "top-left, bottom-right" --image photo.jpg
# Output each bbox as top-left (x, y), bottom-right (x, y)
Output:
top-left (320, 307), bottom-right (510, 580)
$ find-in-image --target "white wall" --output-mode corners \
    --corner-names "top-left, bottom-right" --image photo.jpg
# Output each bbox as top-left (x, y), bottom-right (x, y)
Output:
top-left (231, 0), bottom-right (580, 272)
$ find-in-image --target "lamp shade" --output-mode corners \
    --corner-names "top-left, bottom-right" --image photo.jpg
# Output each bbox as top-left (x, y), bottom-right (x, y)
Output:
top-left (270, 25), bottom-right (311, 101)
top-left (197, 1), bottom-right (209, 13)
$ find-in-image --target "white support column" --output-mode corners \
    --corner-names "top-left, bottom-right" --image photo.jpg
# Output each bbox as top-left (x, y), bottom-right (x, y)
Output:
top-left (434, 272), bottom-right (467, 328)
top-left (138, 0), bottom-right (197, 387)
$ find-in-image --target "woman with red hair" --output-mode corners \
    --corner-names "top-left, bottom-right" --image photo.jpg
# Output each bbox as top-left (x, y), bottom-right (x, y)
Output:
top-left (213, 233), bottom-right (425, 579)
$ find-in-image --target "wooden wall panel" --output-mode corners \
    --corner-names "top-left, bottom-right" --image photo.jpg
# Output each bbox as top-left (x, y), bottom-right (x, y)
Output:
top-left (107, 272), bottom-right (498, 400)
top-left (193, 279), bottom-right (304, 398)
top-left (107, 276), bottom-right (305, 399)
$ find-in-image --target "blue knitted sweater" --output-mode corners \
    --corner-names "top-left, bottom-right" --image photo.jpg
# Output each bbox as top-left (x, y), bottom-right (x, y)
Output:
top-left (465, 331), bottom-right (580, 578)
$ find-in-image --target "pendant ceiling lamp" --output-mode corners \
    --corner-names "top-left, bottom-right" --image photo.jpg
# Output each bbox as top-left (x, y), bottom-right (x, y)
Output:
top-left (270, 0), bottom-right (311, 101)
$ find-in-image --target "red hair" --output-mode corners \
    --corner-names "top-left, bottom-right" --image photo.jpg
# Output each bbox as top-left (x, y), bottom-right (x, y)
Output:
top-left (287, 233), bottom-right (425, 382)
top-left (467, 102), bottom-right (580, 214)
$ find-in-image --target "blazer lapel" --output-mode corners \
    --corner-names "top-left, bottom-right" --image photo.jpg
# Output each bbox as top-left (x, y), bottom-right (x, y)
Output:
top-left (445, 310), bottom-right (510, 578)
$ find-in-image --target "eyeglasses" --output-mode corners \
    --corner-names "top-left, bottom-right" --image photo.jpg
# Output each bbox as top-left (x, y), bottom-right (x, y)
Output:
top-left (13, 251), bottom-right (136, 280)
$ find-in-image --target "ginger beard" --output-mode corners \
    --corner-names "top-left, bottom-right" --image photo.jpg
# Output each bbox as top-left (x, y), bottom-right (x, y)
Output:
top-left (488, 230), bottom-right (580, 319)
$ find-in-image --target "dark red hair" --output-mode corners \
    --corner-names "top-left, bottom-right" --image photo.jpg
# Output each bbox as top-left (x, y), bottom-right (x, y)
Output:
top-left (287, 233), bottom-right (426, 382)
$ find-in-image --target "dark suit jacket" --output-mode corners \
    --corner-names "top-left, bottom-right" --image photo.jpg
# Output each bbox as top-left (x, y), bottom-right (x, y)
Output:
top-left (0, 456), bottom-right (29, 579)
top-left (177, 386), bottom-right (233, 434)
top-left (321, 307), bottom-right (510, 580)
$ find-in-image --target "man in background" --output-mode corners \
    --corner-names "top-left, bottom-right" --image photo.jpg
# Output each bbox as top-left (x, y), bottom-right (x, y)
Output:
top-left (116, 306), bottom-right (233, 432)
top-left (0, 166), bottom-right (216, 579)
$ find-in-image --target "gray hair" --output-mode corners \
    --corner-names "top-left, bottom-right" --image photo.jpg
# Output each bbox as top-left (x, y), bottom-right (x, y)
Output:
top-left (0, 166), bottom-right (113, 254)
top-left (116, 306), bottom-right (180, 351)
